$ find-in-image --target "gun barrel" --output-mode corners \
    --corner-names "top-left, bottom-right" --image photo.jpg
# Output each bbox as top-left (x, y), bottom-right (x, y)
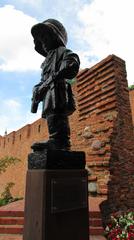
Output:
top-left (31, 100), bottom-right (39, 113)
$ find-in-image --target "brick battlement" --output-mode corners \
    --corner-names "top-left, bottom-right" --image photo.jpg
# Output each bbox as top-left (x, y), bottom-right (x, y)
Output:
top-left (77, 55), bottom-right (118, 119)
top-left (0, 119), bottom-right (47, 151)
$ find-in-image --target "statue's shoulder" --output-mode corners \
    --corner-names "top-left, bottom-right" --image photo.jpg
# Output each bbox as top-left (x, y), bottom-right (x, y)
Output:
top-left (56, 46), bottom-right (67, 55)
top-left (56, 46), bottom-right (75, 59)
top-left (56, 46), bottom-right (80, 65)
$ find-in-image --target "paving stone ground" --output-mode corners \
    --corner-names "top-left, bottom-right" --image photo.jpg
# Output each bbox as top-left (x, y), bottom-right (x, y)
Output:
top-left (0, 200), bottom-right (24, 212)
top-left (0, 235), bottom-right (106, 240)
top-left (0, 235), bottom-right (22, 240)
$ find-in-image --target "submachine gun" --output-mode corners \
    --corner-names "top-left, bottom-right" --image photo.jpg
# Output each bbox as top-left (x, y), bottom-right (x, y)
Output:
top-left (31, 75), bottom-right (55, 113)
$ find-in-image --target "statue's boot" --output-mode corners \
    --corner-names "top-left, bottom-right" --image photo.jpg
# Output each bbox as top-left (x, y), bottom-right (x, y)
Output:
top-left (31, 114), bottom-right (71, 151)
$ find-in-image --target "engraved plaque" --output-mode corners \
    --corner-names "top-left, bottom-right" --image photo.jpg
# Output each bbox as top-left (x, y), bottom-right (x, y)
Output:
top-left (51, 177), bottom-right (88, 213)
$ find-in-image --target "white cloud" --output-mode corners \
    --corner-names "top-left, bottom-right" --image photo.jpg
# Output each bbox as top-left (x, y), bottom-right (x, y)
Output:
top-left (77, 0), bottom-right (134, 85)
top-left (0, 5), bottom-right (43, 72)
top-left (0, 112), bottom-right (41, 136)
top-left (4, 99), bottom-right (21, 108)
top-left (77, 50), bottom-right (99, 70)
top-left (0, 97), bottom-right (42, 136)
top-left (0, 98), bottom-right (22, 135)
top-left (18, 0), bottom-right (42, 7)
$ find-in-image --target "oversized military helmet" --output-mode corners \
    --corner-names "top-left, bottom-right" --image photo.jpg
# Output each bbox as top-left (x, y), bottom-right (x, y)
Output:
top-left (31, 19), bottom-right (68, 56)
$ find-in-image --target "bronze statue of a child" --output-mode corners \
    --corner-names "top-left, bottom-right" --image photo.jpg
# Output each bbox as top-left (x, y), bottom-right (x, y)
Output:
top-left (31, 19), bottom-right (80, 150)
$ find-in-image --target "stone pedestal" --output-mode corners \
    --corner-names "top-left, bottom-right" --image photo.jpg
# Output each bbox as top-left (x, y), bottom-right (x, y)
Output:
top-left (28, 149), bottom-right (86, 169)
top-left (23, 150), bottom-right (89, 240)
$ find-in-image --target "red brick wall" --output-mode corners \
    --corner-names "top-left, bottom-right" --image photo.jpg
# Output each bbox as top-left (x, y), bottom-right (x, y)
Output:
top-left (74, 55), bottom-right (134, 211)
top-left (107, 57), bottom-right (134, 211)
top-left (0, 119), bottom-right (48, 197)
top-left (71, 55), bottom-right (118, 195)
top-left (0, 55), bottom-right (134, 212)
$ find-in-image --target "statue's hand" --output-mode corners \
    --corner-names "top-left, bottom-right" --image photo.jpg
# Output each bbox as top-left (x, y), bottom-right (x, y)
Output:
top-left (38, 82), bottom-right (47, 98)
top-left (38, 84), bottom-right (43, 95)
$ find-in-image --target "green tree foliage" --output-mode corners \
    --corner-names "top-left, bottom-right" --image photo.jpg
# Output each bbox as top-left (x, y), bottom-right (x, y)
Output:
top-left (128, 84), bottom-right (134, 90)
top-left (0, 182), bottom-right (23, 206)
top-left (0, 156), bottom-right (22, 206)
top-left (0, 156), bottom-right (21, 174)
top-left (1, 182), bottom-right (15, 201)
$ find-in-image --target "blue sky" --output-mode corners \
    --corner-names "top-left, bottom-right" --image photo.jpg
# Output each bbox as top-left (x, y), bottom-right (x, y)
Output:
top-left (0, 0), bottom-right (134, 135)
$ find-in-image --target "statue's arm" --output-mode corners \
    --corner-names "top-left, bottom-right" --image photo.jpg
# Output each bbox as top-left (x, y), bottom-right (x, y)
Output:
top-left (35, 49), bottom-right (80, 96)
top-left (55, 48), bottom-right (80, 80)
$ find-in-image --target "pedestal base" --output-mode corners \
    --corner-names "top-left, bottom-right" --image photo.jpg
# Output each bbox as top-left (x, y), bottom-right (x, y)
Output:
top-left (28, 149), bottom-right (86, 169)
top-left (23, 169), bottom-right (89, 240)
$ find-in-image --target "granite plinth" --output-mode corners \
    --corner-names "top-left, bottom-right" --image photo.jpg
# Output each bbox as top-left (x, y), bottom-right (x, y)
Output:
top-left (23, 169), bottom-right (89, 240)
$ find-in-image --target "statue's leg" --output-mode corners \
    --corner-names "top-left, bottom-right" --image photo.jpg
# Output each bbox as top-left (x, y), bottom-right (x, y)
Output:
top-left (46, 114), bottom-right (71, 150)
top-left (31, 113), bottom-right (71, 151)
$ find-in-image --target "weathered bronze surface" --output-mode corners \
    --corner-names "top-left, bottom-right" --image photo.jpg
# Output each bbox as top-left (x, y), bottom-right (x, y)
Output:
top-left (28, 149), bottom-right (85, 169)
top-left (31, 19), bottom-right (80, 150)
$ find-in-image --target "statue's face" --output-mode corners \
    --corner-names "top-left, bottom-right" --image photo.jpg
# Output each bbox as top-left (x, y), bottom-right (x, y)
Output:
top-left (40, 35), bottom-right (52, 52)
top-left (37, 31), bottom-right (57, 53)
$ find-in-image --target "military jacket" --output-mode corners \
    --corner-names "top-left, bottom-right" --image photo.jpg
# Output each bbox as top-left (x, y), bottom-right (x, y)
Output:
top-left (39, 46), bottom-right (80, 118)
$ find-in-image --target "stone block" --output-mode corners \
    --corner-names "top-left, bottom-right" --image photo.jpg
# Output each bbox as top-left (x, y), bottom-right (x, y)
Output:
top-left (23, 169), bottom-right (89, 240)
